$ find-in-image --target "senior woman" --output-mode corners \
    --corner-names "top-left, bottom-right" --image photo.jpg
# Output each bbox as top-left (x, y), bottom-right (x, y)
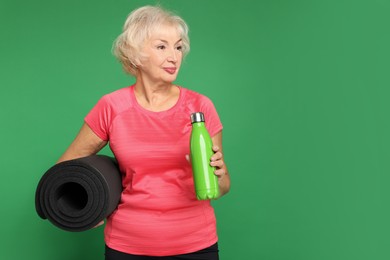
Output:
top-left (58, 5), bottom-right (230, 260)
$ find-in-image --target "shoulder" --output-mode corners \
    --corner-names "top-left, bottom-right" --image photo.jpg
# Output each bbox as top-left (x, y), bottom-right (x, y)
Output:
top-left (182, 87), bottom-right (214, 106)
top-left (101, 86), bottom-right (131, 104)
top-left (180, 87), bottom-right (218, 118)
top-left (181, 87), bottom-right (222, 133)
top-left (97, 86), bottom-right (132, 112)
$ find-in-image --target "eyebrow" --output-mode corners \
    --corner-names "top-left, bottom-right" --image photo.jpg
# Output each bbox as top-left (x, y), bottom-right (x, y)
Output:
top-left (157, 38), bottom-right (183, 44)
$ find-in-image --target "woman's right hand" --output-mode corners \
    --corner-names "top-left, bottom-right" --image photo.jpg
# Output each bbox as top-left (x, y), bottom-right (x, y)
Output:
top-left (94, 220), bottom-right (105, 228)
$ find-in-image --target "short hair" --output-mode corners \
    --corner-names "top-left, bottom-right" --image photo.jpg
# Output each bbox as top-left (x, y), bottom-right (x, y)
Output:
top-left (112, 5), bottom-right (190, 76)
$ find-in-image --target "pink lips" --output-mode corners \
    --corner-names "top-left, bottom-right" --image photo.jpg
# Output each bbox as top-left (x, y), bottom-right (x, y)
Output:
top-left (164, 67), bottom-right (177, 74)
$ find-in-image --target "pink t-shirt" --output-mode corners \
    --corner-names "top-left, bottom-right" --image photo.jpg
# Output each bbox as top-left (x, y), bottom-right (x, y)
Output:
top-left (85, 85), bottom-right (223, 256)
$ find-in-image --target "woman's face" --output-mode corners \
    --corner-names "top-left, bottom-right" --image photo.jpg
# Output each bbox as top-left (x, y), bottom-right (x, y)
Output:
top-left (139, 24), bottom-right (183, 84)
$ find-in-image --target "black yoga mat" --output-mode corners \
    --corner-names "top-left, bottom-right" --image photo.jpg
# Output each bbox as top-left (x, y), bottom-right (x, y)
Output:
top-left (35, 155), bottom-right (122, 232)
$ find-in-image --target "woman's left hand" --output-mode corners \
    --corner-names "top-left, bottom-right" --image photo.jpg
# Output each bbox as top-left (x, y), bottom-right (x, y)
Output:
top-left (210, 145), bottom-right (226, 178)
top-left (210, 132), bottom-right (230, 197)
top-left (187, 132), bottom-right (231, 197)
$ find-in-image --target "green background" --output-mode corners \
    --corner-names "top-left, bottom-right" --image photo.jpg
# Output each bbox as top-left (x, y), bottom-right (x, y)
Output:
top-left (1, 0), bottom-right (389, 259)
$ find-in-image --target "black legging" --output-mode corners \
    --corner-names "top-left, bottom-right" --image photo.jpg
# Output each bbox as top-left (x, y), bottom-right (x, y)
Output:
top-left (105, 243), bottom-right (219, 260)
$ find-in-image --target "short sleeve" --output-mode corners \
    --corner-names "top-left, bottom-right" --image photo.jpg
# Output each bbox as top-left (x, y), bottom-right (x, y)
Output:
top-left (84, 95), bottom-right (113, 141)
top-left (201, 96), bottom-right (223, 137)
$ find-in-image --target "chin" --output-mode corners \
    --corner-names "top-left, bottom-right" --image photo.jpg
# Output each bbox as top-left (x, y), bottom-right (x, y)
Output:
top-left (162, 75), bottom-right (178, 83)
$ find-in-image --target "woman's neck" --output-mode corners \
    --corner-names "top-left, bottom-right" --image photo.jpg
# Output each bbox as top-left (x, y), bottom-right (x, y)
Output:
top-left (133, 78), bottom-right (179, 112)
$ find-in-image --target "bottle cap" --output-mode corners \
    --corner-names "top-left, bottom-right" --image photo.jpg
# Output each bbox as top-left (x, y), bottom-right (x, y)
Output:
top-left (190, 112), bottom-right (205, 123)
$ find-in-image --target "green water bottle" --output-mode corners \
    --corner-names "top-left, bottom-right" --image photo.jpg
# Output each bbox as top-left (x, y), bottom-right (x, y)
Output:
top-left (190, 112), bottom-right (220, 200)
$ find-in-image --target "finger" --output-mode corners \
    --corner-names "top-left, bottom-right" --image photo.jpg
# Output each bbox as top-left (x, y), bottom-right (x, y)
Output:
top-left (212, 145), bottom-right (220, 152)
top-left (211, 159), bottom-right (224, 168)
top-left (93, 220), bottom-right (105, 228)
top-left (211, 152), bottom-right (223, 162)
top-left (214, 168), bottom-right (225, 177)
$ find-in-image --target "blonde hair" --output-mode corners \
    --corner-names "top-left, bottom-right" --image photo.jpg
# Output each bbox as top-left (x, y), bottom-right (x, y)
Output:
top-left (112, 5), bottom-right (190, 76)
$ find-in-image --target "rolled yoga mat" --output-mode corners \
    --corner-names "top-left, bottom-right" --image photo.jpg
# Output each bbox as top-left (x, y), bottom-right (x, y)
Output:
top-left (35, 155), bottom-right (122, 232)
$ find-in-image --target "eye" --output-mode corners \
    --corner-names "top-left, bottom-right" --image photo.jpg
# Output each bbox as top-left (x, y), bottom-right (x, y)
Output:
top-left (157, 45), bottom-right (166, 50)
top-left (176, 45), bottom-right (183, 51)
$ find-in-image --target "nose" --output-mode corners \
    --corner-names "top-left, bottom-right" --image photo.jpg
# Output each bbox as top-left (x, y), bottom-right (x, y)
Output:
top-left (167, 48), bottom-right (178, 63)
